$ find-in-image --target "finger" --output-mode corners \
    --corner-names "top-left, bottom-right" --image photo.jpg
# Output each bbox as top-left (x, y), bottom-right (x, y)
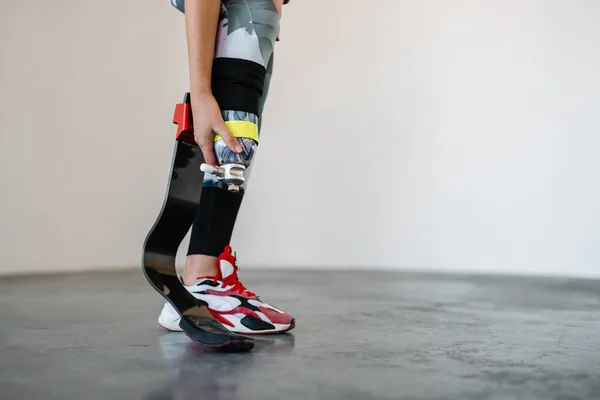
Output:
top-left (197, 134), bottom-right (217, 166)
top-left (214, 122), bottom-right (243, 154)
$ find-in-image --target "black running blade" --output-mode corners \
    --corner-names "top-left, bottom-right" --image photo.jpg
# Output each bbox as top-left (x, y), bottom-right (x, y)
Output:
top-left (141, 101), bottom-right (254, 351)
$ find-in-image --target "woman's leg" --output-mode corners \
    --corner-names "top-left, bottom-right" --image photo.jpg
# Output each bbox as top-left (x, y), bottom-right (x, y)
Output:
top-left (170, 0), bottom-right (280, 284)
top-left (159, 0), bottom-right (293, 334)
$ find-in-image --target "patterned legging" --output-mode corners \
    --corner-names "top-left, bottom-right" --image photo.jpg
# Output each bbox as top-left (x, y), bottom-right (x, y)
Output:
top-left (170, 0), bottom-right (280, 256)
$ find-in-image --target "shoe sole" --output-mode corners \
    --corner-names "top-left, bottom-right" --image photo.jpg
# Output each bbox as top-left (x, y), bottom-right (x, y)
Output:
top-left (158, 302), bottom-right (295, 335)
top-left (159, 317), bottom-right (295, 336)
top-left (239, 318), bottom-right (296, 335)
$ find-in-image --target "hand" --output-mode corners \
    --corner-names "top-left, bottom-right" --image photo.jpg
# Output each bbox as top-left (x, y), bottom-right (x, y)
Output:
top-left (191, 91), bottom-right (242, 166)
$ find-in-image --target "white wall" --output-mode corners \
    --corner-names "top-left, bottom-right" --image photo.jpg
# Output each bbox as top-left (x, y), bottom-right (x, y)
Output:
top-left (1, 0), bottom-right (599, 277)
top-left (0, 0), bottom-right (189, 274)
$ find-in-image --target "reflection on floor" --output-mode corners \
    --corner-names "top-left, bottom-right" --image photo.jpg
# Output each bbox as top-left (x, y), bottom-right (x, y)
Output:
top-left (1, 269), bottom-right (599, 400)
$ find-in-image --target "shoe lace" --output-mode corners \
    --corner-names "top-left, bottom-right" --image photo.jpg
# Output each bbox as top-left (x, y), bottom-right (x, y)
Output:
top-left (212, 254), bottom-right (256, 297)
top-left (219, 272), bottom-right (255, 297)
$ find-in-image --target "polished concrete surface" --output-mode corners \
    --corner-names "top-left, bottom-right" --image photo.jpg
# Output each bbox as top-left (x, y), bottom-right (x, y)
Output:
top-left (1, 269), bottom-right (599, 400)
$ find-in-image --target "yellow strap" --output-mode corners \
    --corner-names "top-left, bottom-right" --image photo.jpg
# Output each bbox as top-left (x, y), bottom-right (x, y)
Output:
top-left (214, 120), bottom-right (259, 143)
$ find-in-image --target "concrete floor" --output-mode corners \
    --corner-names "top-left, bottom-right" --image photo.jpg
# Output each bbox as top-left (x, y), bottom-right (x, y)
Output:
top-left (1, 269), bottom-right (600, 400)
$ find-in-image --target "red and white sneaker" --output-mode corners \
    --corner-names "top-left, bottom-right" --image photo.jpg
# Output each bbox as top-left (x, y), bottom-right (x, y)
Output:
top-left (158, 246), bottom-right (295, 335)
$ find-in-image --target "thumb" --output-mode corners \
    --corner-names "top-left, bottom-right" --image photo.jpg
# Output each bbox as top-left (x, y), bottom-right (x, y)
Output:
top-left (214, 122), bottom-right (243, 154)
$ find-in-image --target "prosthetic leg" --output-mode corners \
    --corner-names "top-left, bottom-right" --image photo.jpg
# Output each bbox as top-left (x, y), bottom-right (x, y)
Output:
top-left (141, 93), bottom-right (254, 351)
